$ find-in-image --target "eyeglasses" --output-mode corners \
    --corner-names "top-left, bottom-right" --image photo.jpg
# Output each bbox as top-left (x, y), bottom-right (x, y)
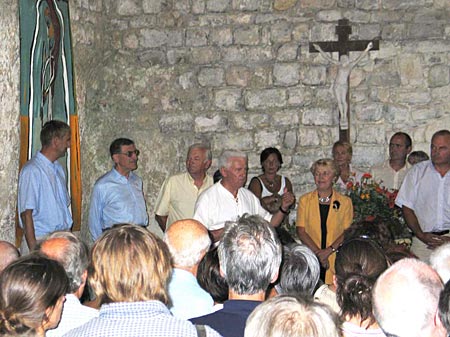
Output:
top-left (116, 150), bottom-right (140, 157)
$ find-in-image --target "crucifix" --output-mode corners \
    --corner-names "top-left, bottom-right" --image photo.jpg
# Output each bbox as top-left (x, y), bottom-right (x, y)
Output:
top-left (309, 19), bottom-right (380, 142)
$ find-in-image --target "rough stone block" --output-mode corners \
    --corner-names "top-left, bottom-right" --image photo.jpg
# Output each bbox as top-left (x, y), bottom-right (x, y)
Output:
top-left (234, 26), bottom-right (260, 45)
top-left (287, 87), bottom-right (313, 107)
top-left (412, 108), bottom-right (438, 121)
top-left (124, 33), bottom-right (139, 49)
top-left (270, 21), bottom-right (292, 43)
top-left (298, 128), bottom-right (321, 146)
top-left (232, 113), bottom-right (271, 130)
top-left (190, 47), bottom-right (222, 64)
top-left (381, 24), bottom-right (406, 40)
top-left (215, 132), bottom-right (254, 150)
top-left (198, 67), bottom-right (225, 87)
top-left (255, 130), bottom-right (281, 148)
top-left (178, 72), bottom-right (195, 90)
top-left (273, 63), bottom-right (300, 86)
top-left (428, 65), bottom-right (450, 88)
top-left (352, 146), bottom-right (385, 167)
top-left (382, 0), bottom-right (429, 10)
top-left (385, 105), bottom-right (411, 124)
top-left (273, 0), bottom-right (297, 11)
top-left (394, 90), bottom-right (431, 105)
top-left (292, 24), bottom-right (309, 41)
top-left (276, 43), bottom-right (300, 61)
top-left (143, 0), bottom-right (164, 13)
top-left (356, 24), bottom-right (381, 40)
top-left (117, 0), bottom-right (140, 15)
top-left (159, 114), bottom-right (194, 133)
top-left (283, 130), bottom-right (297, 149)
top-left (186, 28), bottom-right (209, 47)
top-left (302, 107), bottom-right (335, 126)
top-left (140, 29), bottom-right (182, 48)
top-left (342, 9), bottom-right (371, 23)
top-left (301, 66), bottom-right (327, 86)
top-left (206, 0), bottom-right (230, 12)
top-left (300, 0), bottom-right (335, 9)
top-left (226, 66), bottom-right (252, 86)
top-left (195, 115), bottom-right (229, 132)
top-left (356, 125), bottom-right (385, 144)
top-left (210, 28), bottom-right (233, 46)
top-left (310, 23), bottom-right (336, 42)
top-left (250, 66), bottom-right (273, 87)
top-left (192, 0), bottom-right (206, 13)
top-left (315, 10), bottom-right (342, 22)
top-left (223, 46), bottom-right (272, 63)
top-left (137, 50), bottom-right (167, 65)
top-left (271, 110), bottom-right (300, 126)
top-left (232, 0), bottom-right (269, 11)
top-left (355, 0), bottom-right (379, 10)
top-left (408, 24), bottom-right (443, 39)
top-left (167, 49), bottom-right (189, 65)
top-left (245, 89), bottom-right (287, 109)
top-left (215, 89), bottom-right (242, 111)
top-left (354, 103), bottom-right (385, 123)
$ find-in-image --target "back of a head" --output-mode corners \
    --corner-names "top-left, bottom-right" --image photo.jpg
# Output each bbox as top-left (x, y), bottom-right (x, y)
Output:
top-left (0, 254), bottom-right (69, 336)
top-left (276, 244), bottom-right (320, 297)
top-left (430, 243), bottom-right (450, 284)
top-left (90, 224), bottom-right (172, 305)
top-left (335, 238), bottom-right (389, 325)
top-left (343, 219), bottom-right (394, 250)
top-left (373, 258), bottom-right (444, 337)
top-left (245, 295), bottom-right (341, 337)
top-left (197, 247), bottom-right (228, 304)
top-left (0, 241), bottom-right (19, 273)
top-left (164, 219), bottom-right (211, 268)
top-left (218, 214), bottom-right (282, 295)
top-left (38, 231), bottom-right (88, 294)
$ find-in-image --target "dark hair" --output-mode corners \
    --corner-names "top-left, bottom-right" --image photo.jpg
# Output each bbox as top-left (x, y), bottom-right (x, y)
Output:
top-left (343, 219), bottom-right (394, 250)
top-left (407, 151), bottom-right (429, 165)
top-left (432, 129), bottom-right (450, 141)
top-left (391, 132), bottom-right (412, 148)
top-left (0, 254), bottom-right (69, 335)
top-left (260, 148), bottom-right (283, 168)
top-left (40, 120), bottom-right (70, 147)
top-left (109, 138), bottom-right (135, 158)
top-left (197, 247), bottom-right (228, 303)
top-left (335, 238), bottom-right (389, 327)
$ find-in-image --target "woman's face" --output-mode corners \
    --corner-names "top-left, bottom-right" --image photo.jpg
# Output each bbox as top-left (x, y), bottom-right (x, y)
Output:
top-left (262, 153), bottom-right (281, 174)
top-left (43, 295), bottom-right (66, 331)
top-left (333, 145), bottom-right (351, 167)
top-left (314, 166), bottom-right (335, 191)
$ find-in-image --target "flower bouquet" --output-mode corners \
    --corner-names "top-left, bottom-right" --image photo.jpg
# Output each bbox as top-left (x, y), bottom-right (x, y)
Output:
top-left (344, 173), bottom-right (412, 244)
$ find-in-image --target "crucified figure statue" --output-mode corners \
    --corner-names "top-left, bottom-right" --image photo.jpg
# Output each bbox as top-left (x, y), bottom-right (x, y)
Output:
top-left (313, 42), bottom-right (373, 130)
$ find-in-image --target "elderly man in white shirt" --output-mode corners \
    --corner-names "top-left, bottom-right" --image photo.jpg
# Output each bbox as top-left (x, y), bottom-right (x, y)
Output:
top-left (396, 129), bottom-right (450, 262)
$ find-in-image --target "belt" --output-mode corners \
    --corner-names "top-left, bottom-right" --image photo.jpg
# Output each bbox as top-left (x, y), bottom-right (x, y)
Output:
top-left (429, 230), bottom-right (450, 236)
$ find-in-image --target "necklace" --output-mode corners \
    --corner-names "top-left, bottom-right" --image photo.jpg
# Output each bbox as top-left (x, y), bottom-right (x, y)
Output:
top-left (265, 176), bottom-right (277, 188)
top-left (318, 194), bottom-right (332, 203)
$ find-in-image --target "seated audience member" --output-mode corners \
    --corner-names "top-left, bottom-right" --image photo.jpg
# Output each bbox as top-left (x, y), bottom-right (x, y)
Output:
top-left (314, 281), bottom-right (340, 315)
top-left (270, 244), bottom-right (320, 298)
top-left (373, 258), bottom-right (446, 337)
top-left (197, 247), bottom-right (228, 311)
top-left (244, 295), bottom-right (341, 337)
top-left (164, 219), bottom-right (214, 319)
top-left (438, 280), bottom-right (450, 335)
top-left (194, 150), bottom-right (294, 242)
top-left (430, 243), bottom-right (450, 284)
top-left (0, 241), bottom-right (19, 272)
top-left (37, 231), bottom-right (99, 336)
top-left (64, 225), bottom-right (221, 337)
top-left (371, 132), bottom-right (412, 190)
top-left (332, 141), bottom-right (364, 192)
top-left (0, 254), bottom-right (68, 337)
top-left (407, 150), bottom-right (429, 165)
top-left (335, 238), bottom-right (389, 337)
top-left (191, 214), bottom-right (282, 337)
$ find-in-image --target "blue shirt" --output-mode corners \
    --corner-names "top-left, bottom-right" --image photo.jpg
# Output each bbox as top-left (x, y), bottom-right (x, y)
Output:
top-left (18, 152), bottom-right (72, 237)
top-left (191, 300), bottom-right (262, 337)
top-left (63, 301), bottom-right (222, 337)
top-left (169, 268), bottom-right (214, 319)
top-left (89, 168), bottom-right (148, 241)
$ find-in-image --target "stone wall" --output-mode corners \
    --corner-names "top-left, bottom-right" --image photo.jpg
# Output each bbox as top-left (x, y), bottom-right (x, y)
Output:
top-left (0, 1), bottom-right (448, 242)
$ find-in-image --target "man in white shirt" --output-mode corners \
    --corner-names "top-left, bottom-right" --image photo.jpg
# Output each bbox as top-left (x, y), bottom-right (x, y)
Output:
top-left (371, 132), bottom-right (412, 190)
top-left (38, 231), bottom-right (98, 336)
top-left (396, 129), bottom-right (450, 262)
top-left (194, 150), bottom-right (295, 242)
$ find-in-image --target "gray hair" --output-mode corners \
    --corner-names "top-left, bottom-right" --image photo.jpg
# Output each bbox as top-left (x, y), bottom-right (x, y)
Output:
top-left (310, 158), bottom-right (339, 179)
top-left (164, 224), bottom-right (211, 268)
top-left (218, 150), bottom-right (247, 169)
top-left (188, 143), bottom-right (212, 161)
top-left (275, 244), bottom-right (320, 297)
top-left (38, 231), bottom-right (89, 294)
top-left (218, 214), bottom-right (282, 295)
top-left (245, 295), bottom-right (341, 337)
top-left (430, 243), bottom-right (450, 284)
top-left (373, 258), bottom-right (443, 337)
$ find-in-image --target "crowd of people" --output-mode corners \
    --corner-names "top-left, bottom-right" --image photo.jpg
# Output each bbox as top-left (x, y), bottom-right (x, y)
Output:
top-left (1, 120), bottom-right (449, 336)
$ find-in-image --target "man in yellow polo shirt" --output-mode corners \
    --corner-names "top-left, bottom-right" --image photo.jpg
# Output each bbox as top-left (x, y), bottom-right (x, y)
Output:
top-left (155, 143), bottom-right (213, 232)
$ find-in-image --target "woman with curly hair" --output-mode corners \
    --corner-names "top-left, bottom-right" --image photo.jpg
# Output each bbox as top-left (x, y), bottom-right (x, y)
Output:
top-left (334, 238), bottom-right (389, 337)
top-left (0, 254), bottom-right (68, 336)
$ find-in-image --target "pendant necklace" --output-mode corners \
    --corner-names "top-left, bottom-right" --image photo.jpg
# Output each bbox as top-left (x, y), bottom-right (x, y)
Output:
top-left (318, 194), bottom-right (332, 203)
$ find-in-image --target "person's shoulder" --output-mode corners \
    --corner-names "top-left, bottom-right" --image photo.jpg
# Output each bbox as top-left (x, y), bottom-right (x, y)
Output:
top-left (300, 190), bottom-right (316, 200)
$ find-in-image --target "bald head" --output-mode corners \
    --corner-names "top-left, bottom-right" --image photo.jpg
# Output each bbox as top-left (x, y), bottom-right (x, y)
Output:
top-left (0, 241), bottom-right (19, 272)
top-left (164, 219), bottom-right (211, 269)
top-left (373, 258), bottom-right (445, 337)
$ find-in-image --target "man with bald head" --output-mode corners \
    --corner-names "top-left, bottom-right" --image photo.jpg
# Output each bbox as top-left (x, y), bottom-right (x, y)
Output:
top-left (38, 231), bottom-right (98, 336)
top-left (164, 219), bottom-right (213, 319)
top-left (0, 241), bottom-right (19, 272)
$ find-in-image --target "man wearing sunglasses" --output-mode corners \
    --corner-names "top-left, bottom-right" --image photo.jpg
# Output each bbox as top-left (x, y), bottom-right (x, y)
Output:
top-left (88, 138), bottom-right (148, 242)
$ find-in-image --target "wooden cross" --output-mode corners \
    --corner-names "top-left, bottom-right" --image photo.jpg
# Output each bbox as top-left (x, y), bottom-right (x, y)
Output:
top-left (309, 19), bottom-right (380, 142)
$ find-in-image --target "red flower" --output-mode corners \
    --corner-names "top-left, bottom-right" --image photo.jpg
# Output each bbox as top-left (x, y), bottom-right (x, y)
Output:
top-left (362, 173), bottom-right (372, 179)
top-left (346, 181), bottom-right (354, 189)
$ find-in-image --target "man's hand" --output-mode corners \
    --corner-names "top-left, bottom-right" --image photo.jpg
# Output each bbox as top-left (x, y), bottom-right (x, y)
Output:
top-left (417, 232), bottom-right (450, 249)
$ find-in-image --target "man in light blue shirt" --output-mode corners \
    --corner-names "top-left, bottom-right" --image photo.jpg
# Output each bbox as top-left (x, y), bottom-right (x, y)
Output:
top-left (88, 138), bottom-right (148, 242)
top-left (18, 120), bottom-right (73, 253)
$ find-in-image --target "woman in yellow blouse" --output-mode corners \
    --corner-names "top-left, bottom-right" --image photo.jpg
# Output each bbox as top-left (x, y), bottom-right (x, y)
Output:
top-left (296, 158), bottom-right (353, 284)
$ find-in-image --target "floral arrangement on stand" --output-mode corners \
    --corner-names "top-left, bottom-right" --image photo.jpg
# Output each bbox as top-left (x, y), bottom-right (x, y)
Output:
top-left (344, 173), bottom-right (412, 245)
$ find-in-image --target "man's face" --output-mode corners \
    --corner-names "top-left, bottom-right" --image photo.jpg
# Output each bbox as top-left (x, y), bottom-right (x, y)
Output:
top-left (389, 135), bottom-right (411, 161)
top-left (431, 134), bottom-right (450, 167)
top-left (186, 148), bottom-right (210, 177)
top-left (222, 157), bottom-right (248, 189)
top-left (113, 143), bottom-right (139, 176)
top-left (54, 132), bottom-right (71, 159)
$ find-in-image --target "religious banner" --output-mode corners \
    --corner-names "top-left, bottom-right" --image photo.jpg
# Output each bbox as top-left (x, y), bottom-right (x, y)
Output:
top-left (19, 0), bottom-right (81, 240)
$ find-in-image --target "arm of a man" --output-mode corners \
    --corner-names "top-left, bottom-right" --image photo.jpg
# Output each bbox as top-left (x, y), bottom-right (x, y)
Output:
top-left (403, 206), bottom-right (446, 248)
top-left (20, 210), bottom-right (37, 251)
